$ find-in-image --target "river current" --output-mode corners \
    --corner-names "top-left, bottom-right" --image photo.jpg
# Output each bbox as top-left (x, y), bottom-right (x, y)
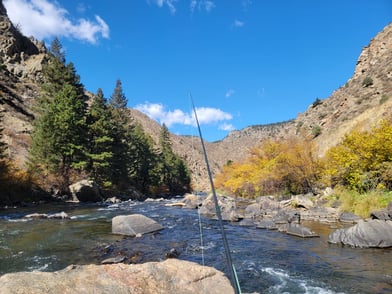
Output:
top-left (0, 199), bottom-right (391, 293)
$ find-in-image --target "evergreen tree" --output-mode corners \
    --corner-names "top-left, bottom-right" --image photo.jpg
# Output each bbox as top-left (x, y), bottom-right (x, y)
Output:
top-left (29, 38), bottom-right (88, 194)
top-left (109, 79), bottom-right (128, 109)
top-left (0, 110), bottom-right (8, 183)
top-left (86, 88), bottom-right (115, 187)
top-left (127, 124), bottom-right (160, 193)
top-left (107, 79), bottom-right (132, 188)
top-left (0, 109), bottom-right (7, 160)
top-left (158, 124), bottom-right (191, 194)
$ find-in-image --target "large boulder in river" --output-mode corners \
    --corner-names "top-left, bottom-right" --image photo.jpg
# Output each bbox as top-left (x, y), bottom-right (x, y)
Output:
top-left (112, 214), bottom-right (163, 236)
top-left (69, 180), bottom-right (102, 202)
top-left (199, 194), bottom-right (240, 221)
top-left (0, 259), bottom-right (234, 294)
top-left (328, 219), bottom-right (392, 248)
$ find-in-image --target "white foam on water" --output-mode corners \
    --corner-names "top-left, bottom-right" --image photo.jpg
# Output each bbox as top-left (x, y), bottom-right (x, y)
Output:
top-left (7, 218), bottom-right (30, 223)
top-left (261, 267), bottom-right (345, 294)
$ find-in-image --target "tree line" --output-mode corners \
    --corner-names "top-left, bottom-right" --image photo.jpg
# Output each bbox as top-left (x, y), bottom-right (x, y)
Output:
top-left (0, 38), bottom-right (190, 203)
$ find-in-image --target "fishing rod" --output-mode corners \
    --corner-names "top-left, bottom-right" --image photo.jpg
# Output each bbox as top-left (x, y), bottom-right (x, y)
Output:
top-left (190, 96), bottom-right (241, 294)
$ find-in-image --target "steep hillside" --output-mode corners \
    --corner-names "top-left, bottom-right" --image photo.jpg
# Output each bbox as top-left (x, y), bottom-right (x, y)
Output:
top-left (298, 23), bottom-right (392, 156)
top-left (185, 22), bottom-right (392, 189)
top-left (0, 1), bottom-right (46, 165)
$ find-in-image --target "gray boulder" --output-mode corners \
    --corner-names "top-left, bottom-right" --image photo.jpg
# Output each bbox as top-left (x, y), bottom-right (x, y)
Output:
top-left (338, 211), bottom-right (362, 223)
top-left (69, 180), bottom-right (102, 202)
top-left (371, 202), bottom-right (392, 220)
top-left (181, 193), bottom-right (205, 209)
top-left (199, 194), bottom-right (240, 221)
top-left (0, 259), bottom-right (234, 294)
top-left (290, 194), bottom-right (314, 209)
top-left (284, 223), bottom-right (319, 238)
top-left (112, 214), bottom-right (163, 236)
top-left (328, 219), bottom-right (392, 248)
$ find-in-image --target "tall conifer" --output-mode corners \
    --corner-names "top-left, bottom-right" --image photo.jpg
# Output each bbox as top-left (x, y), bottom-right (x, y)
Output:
top-left (86, 88), bottom-right (115, 187)
top-left (29, 38), bottom-right (88, 194)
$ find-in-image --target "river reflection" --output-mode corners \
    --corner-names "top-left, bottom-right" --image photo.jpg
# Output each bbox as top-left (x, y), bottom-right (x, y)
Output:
top-left (0, 200), bottom-right (391, 293)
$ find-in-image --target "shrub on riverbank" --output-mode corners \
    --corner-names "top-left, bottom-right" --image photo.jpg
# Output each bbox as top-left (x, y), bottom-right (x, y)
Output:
top-left (327, 188), bottom-right (392, 218)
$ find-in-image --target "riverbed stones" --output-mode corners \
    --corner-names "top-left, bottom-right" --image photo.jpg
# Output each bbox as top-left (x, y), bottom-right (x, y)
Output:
top-left (112, 214), bottom-right (163, 236)
top-left (0, 259), bottom-right (234, 294)
top-left (328, 219), bottom-right (392, 248)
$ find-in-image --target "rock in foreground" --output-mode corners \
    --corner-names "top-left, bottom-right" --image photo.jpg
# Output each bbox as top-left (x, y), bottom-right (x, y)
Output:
top-left (328, 220), bottom-right (392, 248)
top-left (0, 259), bottom-right (234, 294)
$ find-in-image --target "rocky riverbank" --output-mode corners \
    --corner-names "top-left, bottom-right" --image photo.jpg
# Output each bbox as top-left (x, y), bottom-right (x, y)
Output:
top-left (176, 192), bottom-right (392, 247)
top-left (0, 259), bottom-right (234, 294)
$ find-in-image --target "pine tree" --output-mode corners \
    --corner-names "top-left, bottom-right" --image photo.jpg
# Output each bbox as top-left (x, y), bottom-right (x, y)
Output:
top-left (0, 109), bottom-right (8, 183)
top-left (127, 124), bottom-right (159, 193)
top-left (86, 88), bottom-right (115, 187)
top-left (158, 124), bottom-right (191, 194)
top-left (29, 38), bottom-right (88, 194)
top-left (107, 79), bottom-right (132, 188)
top-left (109, 79), bottom-right (128, 109)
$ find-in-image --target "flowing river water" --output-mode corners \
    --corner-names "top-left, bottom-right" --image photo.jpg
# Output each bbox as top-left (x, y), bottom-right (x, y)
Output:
top-left (0, 199), bottom-right (391, 293)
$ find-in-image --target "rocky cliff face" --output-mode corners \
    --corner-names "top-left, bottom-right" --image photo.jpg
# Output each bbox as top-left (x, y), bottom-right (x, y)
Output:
top-left (0, 0), bottom-right (47, 165)
top-left (0, 0), bottom-right (390, 191)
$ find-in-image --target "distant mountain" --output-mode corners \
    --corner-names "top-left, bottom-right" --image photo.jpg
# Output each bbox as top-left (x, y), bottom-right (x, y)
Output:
top-left (0, 0), bottom-right (390, 191)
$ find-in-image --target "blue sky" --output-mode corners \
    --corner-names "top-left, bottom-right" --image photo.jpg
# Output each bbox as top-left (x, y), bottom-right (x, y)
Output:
top-left (4, 0), bottom-right (391, 142)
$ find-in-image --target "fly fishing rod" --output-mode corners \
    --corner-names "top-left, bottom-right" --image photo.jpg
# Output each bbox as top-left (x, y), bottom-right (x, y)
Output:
top-left (190, 96), bottom-right (242, 294)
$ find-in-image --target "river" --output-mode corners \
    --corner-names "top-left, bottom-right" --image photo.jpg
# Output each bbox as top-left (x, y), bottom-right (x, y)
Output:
top-left (0, 199), bottom-right (391, 293)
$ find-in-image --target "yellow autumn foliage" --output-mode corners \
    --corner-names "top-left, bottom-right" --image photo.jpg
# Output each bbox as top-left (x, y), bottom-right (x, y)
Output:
top-left (215, 136), bottom-right (321, 198)
top-left (323, 119), bottom-right (392, 192)
top-left (215, 118), bottom-right (392, 199)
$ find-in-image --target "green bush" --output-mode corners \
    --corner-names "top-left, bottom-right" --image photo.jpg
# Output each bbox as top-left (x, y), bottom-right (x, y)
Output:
top-left (312, 125), bottom-right (321, 138)
top-left (380, 94), bottom-right (389, 104)
top-left (362, 76), bottom-right (373, 87)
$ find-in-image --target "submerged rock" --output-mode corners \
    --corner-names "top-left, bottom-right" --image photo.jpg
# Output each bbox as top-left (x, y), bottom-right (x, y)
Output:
top-left (112, 214), bottom-right (163, 237)
top-left (283, 223), bottom-right (319, 238)
top-left (0, 259), bottom-right (234, 294)
top-left (328, 219), bottom-right (392, 248)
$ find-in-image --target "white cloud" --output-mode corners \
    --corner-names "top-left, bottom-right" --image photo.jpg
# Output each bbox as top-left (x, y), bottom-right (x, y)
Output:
top-left (219, 123), bottom-right (235, 131)
top-left (4, 0), bottom-right (110, 44)
top-left (135, 102), bottom-right (232, 127)
top-left (190, 0), bottom-right (216, 13)
top-left (233, 19), bottom-right (244, 28)
top-left (225, 89), bottom-right (235, 98)
top-left (150, 0), bottom-right (178, 14)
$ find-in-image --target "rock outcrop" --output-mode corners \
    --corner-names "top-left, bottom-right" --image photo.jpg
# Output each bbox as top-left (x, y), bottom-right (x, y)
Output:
top-left (328, 219), bottom-right (392, 248)
top-left (0, 259), bottom-right (234, 294)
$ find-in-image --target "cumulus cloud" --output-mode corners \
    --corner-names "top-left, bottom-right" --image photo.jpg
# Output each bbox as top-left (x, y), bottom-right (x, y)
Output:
top-left (135, 102), bottom-right (232, 127)
top-left (4, 0), bottom-right (110, 44)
